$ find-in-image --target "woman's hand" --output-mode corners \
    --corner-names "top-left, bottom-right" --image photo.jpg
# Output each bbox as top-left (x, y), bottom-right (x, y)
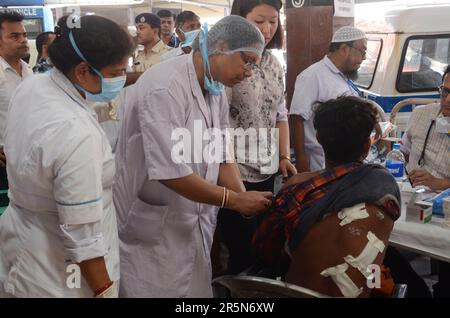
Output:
top-left (279, 158), bottom-right (297, 178)
top-left (227, 191), bottom-right (273, 217)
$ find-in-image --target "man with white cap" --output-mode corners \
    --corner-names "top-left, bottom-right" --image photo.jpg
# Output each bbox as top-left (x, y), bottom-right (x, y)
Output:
top-left (290, 26), bottom-right (367, 172)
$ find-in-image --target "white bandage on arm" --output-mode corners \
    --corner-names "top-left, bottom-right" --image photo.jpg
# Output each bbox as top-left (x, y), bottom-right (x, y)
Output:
top-left (320, 263), bottom-right (363, 298)
top-left (337, 203), bottom-right (369, 226)
top-left (344, 231), bottom-right (385, 278)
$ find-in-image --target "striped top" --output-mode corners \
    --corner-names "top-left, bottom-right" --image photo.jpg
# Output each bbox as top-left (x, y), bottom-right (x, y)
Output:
top-left (404, 103), bottom-right (450, 179)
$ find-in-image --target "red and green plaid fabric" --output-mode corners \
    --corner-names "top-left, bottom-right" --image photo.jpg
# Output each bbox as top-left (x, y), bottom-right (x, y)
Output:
top-left (252, 163), bottom-right (361, 271)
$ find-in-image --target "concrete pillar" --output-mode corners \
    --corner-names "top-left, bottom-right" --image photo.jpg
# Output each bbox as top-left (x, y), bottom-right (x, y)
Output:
top-left (285, 0), bottom-right (354, 109)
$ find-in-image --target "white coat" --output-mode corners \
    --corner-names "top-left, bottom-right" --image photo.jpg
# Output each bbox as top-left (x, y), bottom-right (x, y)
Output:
top-left (0, 70), bottom-right (119, 297)
top-left (114, 53), bottom-right (229, 298)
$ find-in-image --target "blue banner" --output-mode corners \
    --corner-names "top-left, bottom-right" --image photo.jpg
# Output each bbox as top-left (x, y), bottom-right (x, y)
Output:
top-left (0, 7), bottom-right (44, 18)
top-left (0, 0), bottom-right (45, 6)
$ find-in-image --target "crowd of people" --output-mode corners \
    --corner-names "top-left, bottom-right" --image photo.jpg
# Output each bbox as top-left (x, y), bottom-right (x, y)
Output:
top-left (0, 0), bottom-right (448, 298)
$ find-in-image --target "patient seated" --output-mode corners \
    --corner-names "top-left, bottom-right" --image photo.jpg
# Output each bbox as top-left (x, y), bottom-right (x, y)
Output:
top-left (252, 97), bottom-right (401, 297)
top-left (285, 203), bottom-right (393, 297)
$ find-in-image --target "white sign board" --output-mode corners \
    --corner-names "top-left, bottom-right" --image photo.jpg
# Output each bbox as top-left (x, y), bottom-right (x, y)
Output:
top-left (334, 0), bottom-right (355, 18)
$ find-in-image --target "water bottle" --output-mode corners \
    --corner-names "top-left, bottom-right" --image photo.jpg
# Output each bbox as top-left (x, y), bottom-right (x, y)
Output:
top-left (385, 143), bottom-right (405, 181)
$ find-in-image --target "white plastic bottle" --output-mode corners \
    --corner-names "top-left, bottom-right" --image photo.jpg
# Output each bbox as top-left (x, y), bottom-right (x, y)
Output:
top-left (385, 143), bottom-right (405, 181)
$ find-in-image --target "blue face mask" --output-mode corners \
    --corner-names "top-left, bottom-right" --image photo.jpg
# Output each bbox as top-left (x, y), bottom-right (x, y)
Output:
top-left (69, 31), bottom-right (126, 103)
top-left (180, 29), bottom-right (200, 49)
top-left (199, 24), bottom-right (224, 96)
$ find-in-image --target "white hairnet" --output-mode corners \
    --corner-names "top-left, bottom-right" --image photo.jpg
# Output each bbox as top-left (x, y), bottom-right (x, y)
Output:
top-left (192, 15), bottom-right (265, 57)
top-left (332, 26), bottom-right (366, 43)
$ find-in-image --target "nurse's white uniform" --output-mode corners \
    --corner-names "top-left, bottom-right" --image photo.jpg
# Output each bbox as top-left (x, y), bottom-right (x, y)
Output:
top-left (0, 70), bottom-right (119, 297)
top-left (114, 54), bottom-right (229, 298)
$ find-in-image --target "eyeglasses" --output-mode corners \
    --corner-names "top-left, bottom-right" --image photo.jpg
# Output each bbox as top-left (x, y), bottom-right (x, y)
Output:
top-left (348, 45), bottom-right (367, 58)
top-left (239, 51), bottom-right (257, 71)
top-left (439, 85), bottom-right (450, 98)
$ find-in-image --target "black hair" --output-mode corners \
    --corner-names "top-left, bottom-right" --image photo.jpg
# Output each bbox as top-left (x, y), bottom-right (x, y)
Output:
top-left (0, 10), bottom-right (24, 36)
top-left (49, 15), bottom-right (134, 75)
top-left (36, 31), bottom-right (55, 60)
top-left (442, 65), bottom-right (450, 82)
top-left (157, 9), bottom-right (175, 20)
top-left (329, 41), bottom-right (354, 53)
top-left (175, 10), bottom-right (199, 29)
top-left (313, 96), bottom-right (378, 164)
top-left (231, 0), bottom-right (283, 50)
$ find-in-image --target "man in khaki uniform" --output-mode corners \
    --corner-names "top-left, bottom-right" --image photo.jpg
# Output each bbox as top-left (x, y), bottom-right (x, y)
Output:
top-left (133, 13), bottom-right (171, 72)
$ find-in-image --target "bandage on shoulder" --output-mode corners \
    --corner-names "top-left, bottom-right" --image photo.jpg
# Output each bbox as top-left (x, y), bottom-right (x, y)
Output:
top-left (337, 203), bottom-right (369, 226)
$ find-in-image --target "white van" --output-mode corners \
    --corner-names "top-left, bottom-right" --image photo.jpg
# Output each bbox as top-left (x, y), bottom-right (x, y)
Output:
top-left (354, 2), bottom-right (450, 131)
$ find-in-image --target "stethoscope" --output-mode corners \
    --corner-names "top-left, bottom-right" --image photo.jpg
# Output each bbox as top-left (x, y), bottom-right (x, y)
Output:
top-left (417, 119), bottom-right (436, 167)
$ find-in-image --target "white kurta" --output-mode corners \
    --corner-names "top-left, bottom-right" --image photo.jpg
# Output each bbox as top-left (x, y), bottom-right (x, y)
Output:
top-left (0, 57), bottom-right (33, 146)
top-left (0, 70), bottom-right (119, 297)
top-left (289, 56), bottom-right (359, 171)
top-left (114, 54), bottom-right (229, 298)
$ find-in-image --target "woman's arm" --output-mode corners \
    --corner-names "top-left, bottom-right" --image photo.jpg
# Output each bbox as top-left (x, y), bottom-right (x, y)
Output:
top-left (277, 121), bottom-right (297, 177)
top-left (79, 257), bottom-right (114, 297)
top-left (218, 162), bottom-right (246, 193)
top-left (290, 115), bottom-right (310, 172)
top-left (160, 173), bottom-right (272, 217)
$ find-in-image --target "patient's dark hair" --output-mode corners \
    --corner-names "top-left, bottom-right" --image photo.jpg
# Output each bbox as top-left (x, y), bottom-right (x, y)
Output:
top-left (313, 96), bottom-right (377, 164)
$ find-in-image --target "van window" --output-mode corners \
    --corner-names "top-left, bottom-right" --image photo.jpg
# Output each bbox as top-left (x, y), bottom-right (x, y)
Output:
top-left (397, 35), bottom-right (450, 93)
top-left (355, 39), bottom-right (382, 88)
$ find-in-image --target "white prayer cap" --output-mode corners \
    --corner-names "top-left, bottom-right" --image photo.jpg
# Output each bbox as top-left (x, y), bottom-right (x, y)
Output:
top-left (331, 26), bottom-right (366, 43)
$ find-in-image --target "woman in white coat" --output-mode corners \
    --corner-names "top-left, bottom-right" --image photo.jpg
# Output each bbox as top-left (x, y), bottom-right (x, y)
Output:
top-left (114, 15), bottom-right (271, 298)
top-left (0, 15), bottom-right (134, 297)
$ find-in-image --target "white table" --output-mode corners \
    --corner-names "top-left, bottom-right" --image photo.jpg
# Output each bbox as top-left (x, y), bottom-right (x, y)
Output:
top-left (389, 187), bottom-right (450, 263)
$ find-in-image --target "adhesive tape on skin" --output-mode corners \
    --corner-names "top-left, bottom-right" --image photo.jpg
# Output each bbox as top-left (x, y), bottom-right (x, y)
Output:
top-left (344, 231), bottom-right (385, 278)
top-left (320, 263), bottom-right (363, 298)
top-left (338, 203), bottom-right (369, 226)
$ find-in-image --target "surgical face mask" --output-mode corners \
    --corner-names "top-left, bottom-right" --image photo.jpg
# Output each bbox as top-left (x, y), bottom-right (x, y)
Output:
top-left (199, 24), bottom-right (224, 96)
top-left (435, 116), bottom-right (450, 137)
top-left (69, 31), bottom-right (126, 103)
top-left (81, 69), bottom-right (126, 103)
top-left (180, 29), bottom-right (200, 49)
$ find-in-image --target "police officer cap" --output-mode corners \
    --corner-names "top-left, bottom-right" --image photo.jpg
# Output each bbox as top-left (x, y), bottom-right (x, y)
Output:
top-left (331, 26), bottom-right (366, 43)
top-left (135, 13), bottom-right (161, 28)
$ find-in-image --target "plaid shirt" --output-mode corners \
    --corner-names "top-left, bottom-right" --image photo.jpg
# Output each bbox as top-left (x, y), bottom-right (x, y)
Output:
top-left (252, 163), bottom-right (362, 271)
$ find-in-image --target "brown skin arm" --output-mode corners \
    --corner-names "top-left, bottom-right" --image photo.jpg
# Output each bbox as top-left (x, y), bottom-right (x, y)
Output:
top-left (289, 115), bottom-right (310, 173)
top-left (79, 257), bottom-right (112, 296)
top-left (217, 163), bottom-right (246, 193)
top-left (286, 204), bottom-right (394, 297)
top-left (277, 121), bottom-right (297, 177)
top-left (160, 173), bottom-right (272, 217)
